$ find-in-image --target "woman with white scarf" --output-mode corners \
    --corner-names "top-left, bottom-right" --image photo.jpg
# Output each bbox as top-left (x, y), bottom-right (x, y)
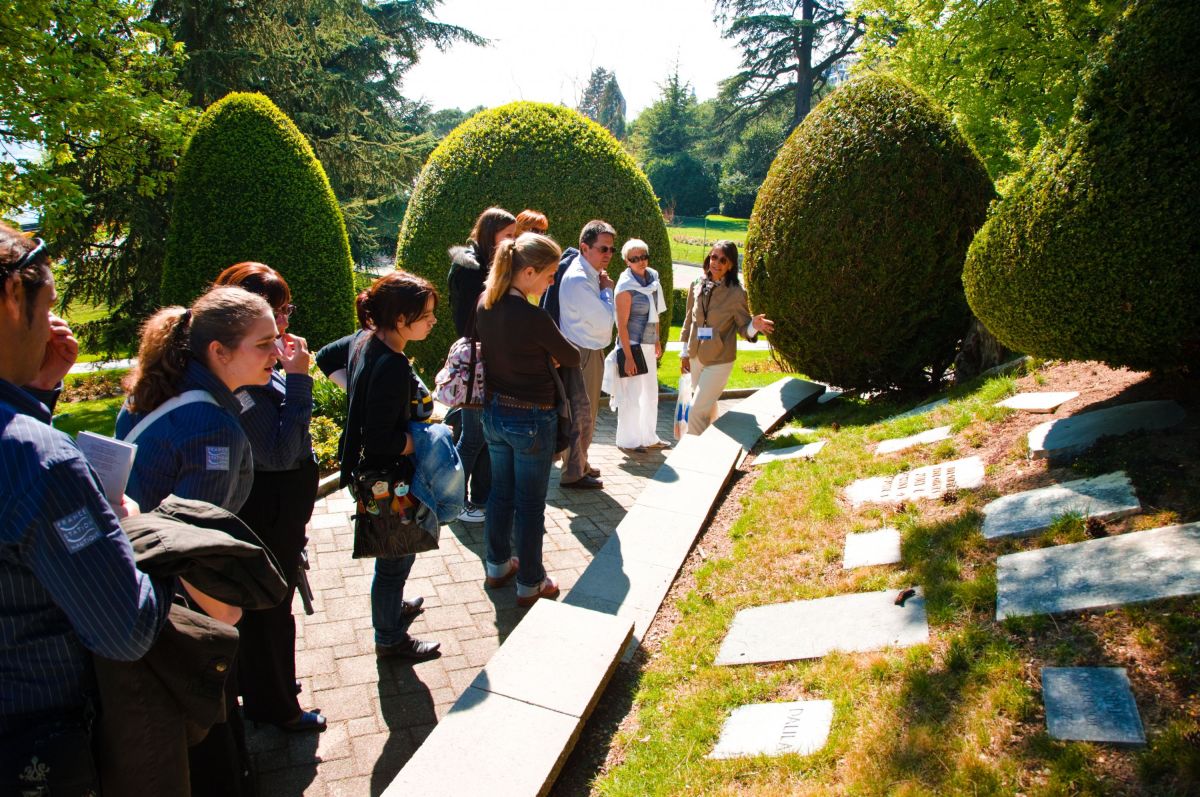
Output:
top-left (609, 238), bottom-right (670, 452)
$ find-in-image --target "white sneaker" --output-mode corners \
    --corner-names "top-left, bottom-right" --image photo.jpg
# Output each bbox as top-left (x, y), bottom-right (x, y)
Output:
top-left (457, 505), bottom-right (486, 523)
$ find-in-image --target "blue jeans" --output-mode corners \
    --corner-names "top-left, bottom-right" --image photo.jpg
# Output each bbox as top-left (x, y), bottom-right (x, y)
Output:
top-left (372, 553), bottom-right (415, 645)
top-left (482, 398), bottom-right (558, 590)
top-left (455, 407), bottom-right (491, 506)
top-left (408, 421), bottom-right (465, 523)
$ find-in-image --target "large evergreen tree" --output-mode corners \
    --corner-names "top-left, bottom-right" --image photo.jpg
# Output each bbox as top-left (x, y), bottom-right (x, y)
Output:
top-left (578, 67), bottom-right (627, 139)
top-left (714, 0), bottom-right (865, 131)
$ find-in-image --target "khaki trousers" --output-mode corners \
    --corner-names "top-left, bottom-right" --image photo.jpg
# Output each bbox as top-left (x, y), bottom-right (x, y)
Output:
top-left (563, 347), bottom-right (604, 482)
top-left (687, 358), bottom-right (734, 436)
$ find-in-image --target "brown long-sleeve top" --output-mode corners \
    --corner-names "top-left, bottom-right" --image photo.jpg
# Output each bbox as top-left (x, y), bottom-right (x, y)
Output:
top-left (679, 278), bottom-right (758, 365)
top-left (476, 294), bottom-right (581, 406)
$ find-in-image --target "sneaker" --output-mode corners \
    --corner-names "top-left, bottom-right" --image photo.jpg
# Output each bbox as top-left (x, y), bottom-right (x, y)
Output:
top-left (457, 504), bottom-right (486, 523)
top-left (516, 576), bottom-right (560, 608)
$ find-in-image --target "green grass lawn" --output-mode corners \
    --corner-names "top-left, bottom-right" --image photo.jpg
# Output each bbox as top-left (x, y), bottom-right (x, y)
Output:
top-left (61, 300), bottom-right (132, 363)
top-left (656, 349), bottom-right (798, 392)
top-left (593, 364), bottom-right (1200, 795)
top-left (51, 395), bottom-right (123, 438)
top-left (666, 215), bottom-right (748, 264)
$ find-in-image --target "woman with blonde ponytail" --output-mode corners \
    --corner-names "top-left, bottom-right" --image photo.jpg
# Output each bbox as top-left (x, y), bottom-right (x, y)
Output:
top-left (475, 233), bottom-right (580, 607)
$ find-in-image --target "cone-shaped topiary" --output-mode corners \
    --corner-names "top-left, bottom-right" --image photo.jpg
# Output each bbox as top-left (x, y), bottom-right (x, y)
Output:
top-left (162, 92), bottom-right (356, 349)
top-left (744, 74), bottom-right (994, 393)
top-left (394, 101), bottom-right (672, 378)
top-left (963, 0), bottom-right (1199, 372)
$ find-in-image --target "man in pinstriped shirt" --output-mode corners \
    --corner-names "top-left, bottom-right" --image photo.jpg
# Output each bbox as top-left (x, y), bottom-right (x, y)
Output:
top-left (0, 225), bottom-right (173, 795)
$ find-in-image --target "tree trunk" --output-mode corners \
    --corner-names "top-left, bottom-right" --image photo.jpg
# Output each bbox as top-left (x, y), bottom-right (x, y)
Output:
top-left (793, 0), bottom-right (816, 128)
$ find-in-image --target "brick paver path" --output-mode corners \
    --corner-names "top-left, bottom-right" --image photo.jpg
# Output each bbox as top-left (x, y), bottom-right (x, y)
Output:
top-left (250, 401), bottom-right (693, 796)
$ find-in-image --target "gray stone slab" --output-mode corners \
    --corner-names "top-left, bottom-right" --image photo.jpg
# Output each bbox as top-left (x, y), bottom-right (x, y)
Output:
top-left (638, 470), bottom-right (727, 517)
top-left (876, 425), bottom-right (953, 455)
top-left (843, 527), bottom-right (902, 569)
top-left (1043, 667), bottom-right (1146, 746)
top-left (708, 700), bottom-right (835, 760)
top-left (383, 688), bottom-right (579, 797)
top-left (711, 378), bottom-right (825, 449)
top-left (995, 522), bottom-right (1200, 620)
top-left (715, 589), bottom-right (929, 666)
top-left (566, 547), bottom-right (679, 614)
top-left (888, 397), bottom-right (948, 421)
top-left (753, 440), bottom-right (826, 466)
top-left (561, 591), bottom-right (660, 663)
top-left (656, 434), bottom-right (742, 479)
top-left (997, 391), bottom-right (1079, 413)
top-left (468, 600), bottom-right (632, 719)
top-left (845, 456), bottom-right (984, 506)
top-left (607, 505), bottom-right (703, 568)
top-left (818, 390), bottom-right (843, 404)
top-left (1028, 400), bottom-right (1186, 460)
top-left (981, 471), bottom-right (1140, 540)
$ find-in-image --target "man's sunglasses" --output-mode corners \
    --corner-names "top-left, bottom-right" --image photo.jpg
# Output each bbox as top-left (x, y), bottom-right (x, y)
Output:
top-left (591, 245), bottom-right (617, 255)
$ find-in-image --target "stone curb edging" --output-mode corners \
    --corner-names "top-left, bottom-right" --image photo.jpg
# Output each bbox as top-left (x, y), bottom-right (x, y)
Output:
top-left (385, 377), bottom-right (827, 796)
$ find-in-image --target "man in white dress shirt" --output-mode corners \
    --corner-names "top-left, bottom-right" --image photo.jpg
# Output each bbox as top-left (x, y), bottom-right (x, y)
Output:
top-left (556, 220), bottom-right (616, 489)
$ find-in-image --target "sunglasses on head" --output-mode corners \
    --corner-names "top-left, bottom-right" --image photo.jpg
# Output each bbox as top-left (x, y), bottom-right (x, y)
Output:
top-left (14, 238), bottom-right (47, 269)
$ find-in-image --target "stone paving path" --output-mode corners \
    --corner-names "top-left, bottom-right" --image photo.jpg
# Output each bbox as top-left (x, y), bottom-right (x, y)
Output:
top-left (250, 401), bottom-right (704, 796)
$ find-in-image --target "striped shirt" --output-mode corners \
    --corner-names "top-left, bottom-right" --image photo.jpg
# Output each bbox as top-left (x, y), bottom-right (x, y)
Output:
top-left (235, 370), bottom-right (315, 472)
top-left (0, 379), bottom-right (172, 729)
top-left (115, 360), bottom-right (255, 512)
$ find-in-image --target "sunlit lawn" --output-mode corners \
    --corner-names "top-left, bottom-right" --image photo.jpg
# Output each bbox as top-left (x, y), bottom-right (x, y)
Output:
top-left (666, 215), bottom-right (748, 264)
top-left (51, 395), bottom-right (123, 437)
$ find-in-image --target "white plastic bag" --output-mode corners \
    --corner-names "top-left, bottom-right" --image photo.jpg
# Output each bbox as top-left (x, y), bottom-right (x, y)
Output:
top-left (673, 372), bottom-right (692, 439)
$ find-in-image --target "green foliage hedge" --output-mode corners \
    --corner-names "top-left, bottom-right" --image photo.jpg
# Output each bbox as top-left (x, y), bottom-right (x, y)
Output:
top-left (395, 101), bottom-right (672, 378)
top-left (162, 92), bottom-right (356, 349)
top-left (645, 153), bottom-right (718, 216)
top-left (744, 74), bottom-right (994, 392)
top-left (963, 0), bottom-right (1199, 372)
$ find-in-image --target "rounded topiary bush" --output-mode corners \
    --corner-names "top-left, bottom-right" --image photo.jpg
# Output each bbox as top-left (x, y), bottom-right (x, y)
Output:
top-left (744, 74), bottom-right (994, 392)
top-left (395, 101), bottom-right (672, 377)
top-left (963, 0), bottom-right (1199, 372)
top-left (162, 92), bottom-right (356, 349)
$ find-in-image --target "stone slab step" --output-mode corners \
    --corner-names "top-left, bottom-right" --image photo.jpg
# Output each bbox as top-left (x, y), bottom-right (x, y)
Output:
top-left (715, 588), bottom-right (929, 666)
top-left (995, 521), bottom-right (1200, 620)
top-left (996, 391), bottom-right (1078, 413)
top-left (887, 397), bottom-right (948, 421)
top-left (384, 600), bottom-right (632, 797)
top-left (981, 471), bottom-right (1140, 540)
top-left (1043, 667), bottom-right (1145, 746)
top-left (876, 425), bottom-right (953, 455)
top-left (843, 527), bottom-right (902, 569)
top-left (845, 456), bottom-right (984, 506)
top-left (1028, 400), bottom-right (1186, 460)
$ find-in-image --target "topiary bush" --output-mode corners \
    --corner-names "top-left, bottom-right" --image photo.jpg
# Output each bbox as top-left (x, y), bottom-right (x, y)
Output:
top-left (963, 0), bottom-right (1199, 372)
top-left (744, 74), bottom-right (994, 392)
top-left (395, 101), bottom-right (672, 378)
top-left (162, 92), bottom-right (356, 349)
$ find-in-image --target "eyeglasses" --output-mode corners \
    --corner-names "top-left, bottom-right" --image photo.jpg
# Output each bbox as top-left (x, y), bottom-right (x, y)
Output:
top-left (592, 245), bottom-right (617, 255)
top-left (627, 254), bottom-right (649, 263)
top-left (275, 304), bottom-right (297, 318)
top-left (14, 238), bottom-right (47, 269)
top-left (709, 254), bottom-right (729, 265)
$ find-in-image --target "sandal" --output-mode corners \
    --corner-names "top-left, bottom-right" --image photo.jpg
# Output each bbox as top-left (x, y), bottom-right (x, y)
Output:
top-left (516, 576), bottom-right (560, 608)
top-left (484, 557), bottom-right (520, 589)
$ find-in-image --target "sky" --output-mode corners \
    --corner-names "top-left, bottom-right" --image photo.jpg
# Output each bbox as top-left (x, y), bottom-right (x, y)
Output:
top-left (403, 0), bottom-right (745, 119)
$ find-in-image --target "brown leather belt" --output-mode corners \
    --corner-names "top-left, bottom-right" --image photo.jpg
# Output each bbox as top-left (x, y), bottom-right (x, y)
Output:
top-left (493, 393), bottom-right (555, 410)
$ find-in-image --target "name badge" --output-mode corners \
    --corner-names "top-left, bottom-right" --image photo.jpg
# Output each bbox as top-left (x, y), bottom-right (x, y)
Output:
top-left (698, 326), bottom-right (714, 341)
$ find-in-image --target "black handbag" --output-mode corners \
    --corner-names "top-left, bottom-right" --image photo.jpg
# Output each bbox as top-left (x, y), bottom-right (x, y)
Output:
top-left (547, 356), bottom-right (573, 456)
top-left (349, 466), bottom-right (438, 559)
top-left (616, 346), bottom-right (649, 378)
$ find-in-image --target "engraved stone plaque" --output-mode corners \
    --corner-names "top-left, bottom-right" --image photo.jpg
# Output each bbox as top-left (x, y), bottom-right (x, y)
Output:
top-left (708, 701), bottom-right (835, 759)
top-left (996, 391), bottom-right (1079, 413)
top-left (981, 471), bottom-right (1140, 540)
top-left (995, 522), bottom-right (1200, 619)
top-left (845, 457), bottom-right (984, 506)
top-left (843, 527), bottom-right (902, 569)
top-left (876, 425), bottom-right (953, 455)
top-left (1043, 667), bottom-right (1145, 745)
top-left (1028, 400), bottom-right (1185, 459)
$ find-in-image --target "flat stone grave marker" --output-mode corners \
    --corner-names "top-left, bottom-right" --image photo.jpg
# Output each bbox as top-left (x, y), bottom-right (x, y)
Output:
top-left (845, 456), bottom-right (984, 506)
top-left (981, 471), bottom-right (1140, 540)
top-left (876, 425), bottom-right (953, 455)
top-left (708, 700), bottom-right (835, 760)
top-left (996, 391), bottom-right (1079, 413)
top-left (843, 527), bottom-right (902, 569)
top-left (715, 589), bottom-right (929, 666)
top-left (1043, 667), bottom-right (1146, 746)
top-left (889, 397), bottom-right (948, 421)
top-left (995, 521), bottom-right (1200, 619)
top-left (1028, 400), bottom-right (1186, 459)
top-left (753, 440), bottom-right (826, 466)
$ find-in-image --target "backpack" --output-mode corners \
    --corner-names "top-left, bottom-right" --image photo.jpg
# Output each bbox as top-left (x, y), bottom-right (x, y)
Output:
top-left (433, 335), bottom-right (484, 408)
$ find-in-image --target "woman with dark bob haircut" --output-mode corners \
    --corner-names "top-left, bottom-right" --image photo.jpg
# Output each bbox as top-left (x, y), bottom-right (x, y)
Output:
top-left (213, 262), bottom-right (325, 734)
top-left (679, 240), bottom-right (774, 435)
top-left (316, 271), bottom-right (463, 660)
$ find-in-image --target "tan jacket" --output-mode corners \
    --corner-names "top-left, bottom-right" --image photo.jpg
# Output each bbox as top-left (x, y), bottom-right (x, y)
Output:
top-left (680, 279), bottom-right (757, 365)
